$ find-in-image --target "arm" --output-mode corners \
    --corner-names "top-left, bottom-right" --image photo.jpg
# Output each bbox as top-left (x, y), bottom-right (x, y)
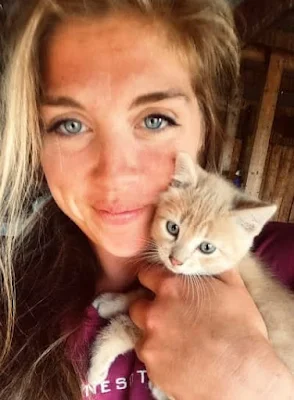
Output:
top-left (239, 343), bottom-right (294, 400)
top-left (129, 267), bottom-right (294, 400)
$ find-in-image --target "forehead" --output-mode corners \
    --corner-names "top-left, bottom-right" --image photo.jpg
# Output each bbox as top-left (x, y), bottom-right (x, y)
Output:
top-left (41, 15), bottom-right (194, 100)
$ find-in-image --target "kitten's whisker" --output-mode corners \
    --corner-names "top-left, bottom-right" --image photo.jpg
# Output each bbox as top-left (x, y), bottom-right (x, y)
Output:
top-left (190, 275), bottom-right (197, 313)
top-left (191, 275), bottom-right (199, 310)
top-left (135, 237), bottom-right (156, 249)
top-left (183, 275), bottom-right (194, 302)
top-left (201, 276), bottom-right (214, 318)
top-left (184, 275), bottom-right (194, 302)
top-left (182, 275), bottom-right (197, 320)
top-left (131, 251), bottom-right (159, 266)
top-left (190, 275), bottom-right (202, 323)
top-left (197, 274), bottom-right (209, 316)
top-left (195, 275), bottom-right (204, 315)
top-left (203, 275), bottom-right (217, 298)
top-left (203, 276), bottom-right (216, 313)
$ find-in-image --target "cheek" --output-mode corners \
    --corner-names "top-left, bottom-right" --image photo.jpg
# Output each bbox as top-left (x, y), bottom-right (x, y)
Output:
top-left (40, 137), bottom-right (90, 206)
top-left (138, 146), bottom-right (175, 195)
top-left (197, 254), bottom-right (232, 275)
top-left (175, 101), bottom-right (204, 161)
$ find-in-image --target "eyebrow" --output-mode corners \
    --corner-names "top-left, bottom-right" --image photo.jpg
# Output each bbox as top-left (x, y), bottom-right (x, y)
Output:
top-left (41, 96), bottom-right (84, 109)
top-left (129, 89), bottom-right (191, 109)
top-left (41, 89), bottom-right (191, 109)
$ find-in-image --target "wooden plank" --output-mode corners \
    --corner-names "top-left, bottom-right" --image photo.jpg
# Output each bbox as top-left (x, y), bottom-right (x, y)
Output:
top-left (272, 147), bottom-right (294, 220)
top-left (289, 199), bottom-right (294, 223)
top-left (242, 46), bottom-right (266, 64)
top-left (242, 46), bottom-right (294, 72)
top-left (245, 52), bottom-right (284, 198)
top-left (219, 89), bottom-right (242, 173)
top-left (256, 29), bottom-right (294, 54)
top-left (278, 149), bottom-right (294, 222)
top-left (229, 138), bottom-right (243, 180)
top-left (261, 145), bottom-right (282, 202)
top-left (260, 143), bottom-right (272, 198)
top-left (235, 0), bottom-right (294, 43)
top-left (242, 128), bottom-right (255, 184)
top-left (244, 86), bottom-right (294, 109)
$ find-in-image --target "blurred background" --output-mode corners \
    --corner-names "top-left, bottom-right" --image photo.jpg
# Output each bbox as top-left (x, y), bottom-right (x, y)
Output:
top-left (222, 0), bottom-right (294, 223)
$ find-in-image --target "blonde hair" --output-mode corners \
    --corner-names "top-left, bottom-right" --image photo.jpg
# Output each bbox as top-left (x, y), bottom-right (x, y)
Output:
top-left (0, 0), bottom-right (239, 398)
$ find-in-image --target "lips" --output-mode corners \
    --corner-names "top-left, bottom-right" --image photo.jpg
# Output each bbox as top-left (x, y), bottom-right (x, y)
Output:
top-left (93, 205), bottom-right (148, 225)
top-left (94, 203), bottom-right (146, 213)
top-left (98, 206), bottom-right (144, 214)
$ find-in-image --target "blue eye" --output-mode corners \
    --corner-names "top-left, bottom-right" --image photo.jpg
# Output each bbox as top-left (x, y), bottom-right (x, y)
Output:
top-left (47, 119), bottom-right (89, 136)
top-left (143, 114), bottom-right (177, 131)
top-left (166, 221), bottom-right (180, 237)
top-left (198, 242), bottom-right (216, 255)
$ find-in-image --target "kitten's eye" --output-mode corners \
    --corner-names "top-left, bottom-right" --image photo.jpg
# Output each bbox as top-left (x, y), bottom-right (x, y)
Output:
top-left (166, 221), bottom-right (179, 237)
top-left (199, 242), bottom-right (216, 254)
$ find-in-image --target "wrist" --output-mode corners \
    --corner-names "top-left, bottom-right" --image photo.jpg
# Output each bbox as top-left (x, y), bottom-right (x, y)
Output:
top-left (241, 338), bottom-right (294, 400)
top-left (263, 356), bottom-right (294, 399)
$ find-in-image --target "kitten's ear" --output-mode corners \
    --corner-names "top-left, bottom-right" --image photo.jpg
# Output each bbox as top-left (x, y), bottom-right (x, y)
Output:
top-left (170, 152), bottom-right (203, 188)
top-left (230, 196), bottom-right (277, 236)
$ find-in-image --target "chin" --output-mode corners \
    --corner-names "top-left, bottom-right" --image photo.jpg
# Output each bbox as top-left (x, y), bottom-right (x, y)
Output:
top-left (89, 224), bottom-right (150, 259)
top-left (104, 238), bottom-right (147, 258)
top-left (81, 206), bottom-right (155, 260)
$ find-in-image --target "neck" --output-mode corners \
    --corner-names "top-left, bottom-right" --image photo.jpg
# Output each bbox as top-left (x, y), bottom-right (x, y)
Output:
top-left (93, 246), bottom-right (139, 293)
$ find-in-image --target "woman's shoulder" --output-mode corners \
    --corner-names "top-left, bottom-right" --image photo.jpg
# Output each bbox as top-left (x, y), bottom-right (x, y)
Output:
top-left (253, 222), bottom-right (294, 290)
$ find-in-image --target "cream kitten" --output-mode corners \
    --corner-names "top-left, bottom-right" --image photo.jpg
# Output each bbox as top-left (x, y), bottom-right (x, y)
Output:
top-left (88, 153), bottom-right (294, 399)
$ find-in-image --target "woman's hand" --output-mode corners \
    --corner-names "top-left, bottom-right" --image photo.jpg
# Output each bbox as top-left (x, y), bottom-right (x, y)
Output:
top-left (129, 266), bottom-right (294, 400)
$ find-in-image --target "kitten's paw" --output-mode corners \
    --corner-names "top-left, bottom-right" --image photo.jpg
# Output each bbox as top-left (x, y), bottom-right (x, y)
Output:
top-left (87, 347), bottom-right (115, 386)
top-left (92, 293), bottom-right (125, 318)
top-left (149, 381), bottom-right (171, 400)
top-left (87, 363), bottom-right (110, 387)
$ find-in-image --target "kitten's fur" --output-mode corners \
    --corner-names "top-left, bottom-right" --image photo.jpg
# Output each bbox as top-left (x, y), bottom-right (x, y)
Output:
top-left (88, 153), bottom-right (294, 399)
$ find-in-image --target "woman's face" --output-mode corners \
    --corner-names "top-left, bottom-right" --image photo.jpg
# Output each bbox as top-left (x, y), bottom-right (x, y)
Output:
top-left (40, 14), bottom-right (203, 258)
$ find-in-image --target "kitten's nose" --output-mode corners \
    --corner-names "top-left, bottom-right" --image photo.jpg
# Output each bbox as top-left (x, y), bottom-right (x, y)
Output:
top-left (169, 255), bottom-right (183, 267)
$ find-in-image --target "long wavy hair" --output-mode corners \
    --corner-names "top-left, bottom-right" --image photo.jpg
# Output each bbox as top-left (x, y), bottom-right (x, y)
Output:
top-left (0, 0), bottom-right (240, 398)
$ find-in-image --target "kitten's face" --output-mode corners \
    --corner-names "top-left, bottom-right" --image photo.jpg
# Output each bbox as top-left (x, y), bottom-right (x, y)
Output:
top-left (150, 153), bottom-right (276, 276)
top-left (151, 187), bottom-right (251, 275)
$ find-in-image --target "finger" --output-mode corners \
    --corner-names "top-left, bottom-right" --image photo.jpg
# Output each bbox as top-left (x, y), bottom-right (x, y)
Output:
top-left (138, 264), bottom-right (172, 293)
top-left (129, 298), bottom-right (152, 330)
top-left (217, 268), bottom-right (245, 287)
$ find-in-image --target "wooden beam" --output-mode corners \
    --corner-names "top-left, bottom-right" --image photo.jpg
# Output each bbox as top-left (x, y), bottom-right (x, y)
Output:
top-left (242, 46), bottom-right (267, 64)
top-left (278, 149), bottom-right (294, 222)
top-left (243, 86), bottom-right (294, 109)
top-left (261, 145), bottom-right (282, 202)
top-left (272, 147), bottom-right (294, 220)
top-left (229, 138), bottom-right (243, 179)
top-left (245, 52), bottom-right (284, 198)
top-left (242, 46), bottom-right (294, 71)
top-left (219, 88), bottom-right (243, 173)
top-left (256, 29), bottom-right (294, 54)
top-left (289, 198), bottom-right (294, 222)
top-left (235, 0), bottom-right (294, 44)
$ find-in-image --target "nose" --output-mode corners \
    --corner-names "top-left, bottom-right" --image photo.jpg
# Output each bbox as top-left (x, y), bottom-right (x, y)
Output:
top-left (92, 131), bottom-right (140, 187)
top-left (169, 255), bottom-right (183, 267)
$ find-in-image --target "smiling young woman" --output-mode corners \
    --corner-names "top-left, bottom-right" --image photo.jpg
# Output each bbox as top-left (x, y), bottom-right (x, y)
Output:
top-left (2, 1), bottom-right (293, 400)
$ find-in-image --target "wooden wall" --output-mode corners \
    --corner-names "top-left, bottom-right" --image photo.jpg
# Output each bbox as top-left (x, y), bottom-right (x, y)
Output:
top-left (261, 145), bottom-right (294, 222)
top-left (222, 46), bottom-right (294, 223)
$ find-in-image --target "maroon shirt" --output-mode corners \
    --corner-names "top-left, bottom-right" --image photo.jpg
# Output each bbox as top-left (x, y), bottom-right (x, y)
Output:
top-left (68, 222), bottom-right (294, 399)
top-left (253, 222), bottom-right (294, 291)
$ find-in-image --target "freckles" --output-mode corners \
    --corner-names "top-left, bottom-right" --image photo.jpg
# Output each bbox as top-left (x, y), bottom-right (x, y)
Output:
top-left (42, 136), bottom-right (88, 176)
top-left (140, 147), bottom-right (175, 191)
top-left (41, 146), bottom-right (67, 183)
